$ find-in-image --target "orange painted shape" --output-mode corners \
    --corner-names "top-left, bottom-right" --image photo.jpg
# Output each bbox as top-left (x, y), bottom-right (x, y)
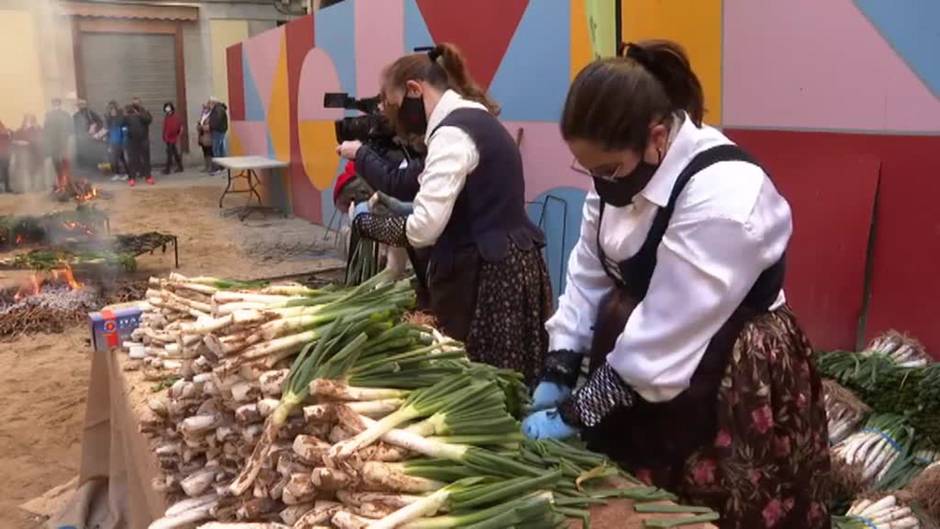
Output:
top-left (620, 0), bottom-right (723, 124)
top-left (267, 35), bottom-right (292, 162)
top-left (298, 120), bottom-right (341, 191)
top-left (570, 0), bottom-right (593, 79)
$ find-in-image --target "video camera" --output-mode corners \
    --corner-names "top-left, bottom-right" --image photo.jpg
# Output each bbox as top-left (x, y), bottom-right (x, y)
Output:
top-left (323, 92), bottom-right (399, 153)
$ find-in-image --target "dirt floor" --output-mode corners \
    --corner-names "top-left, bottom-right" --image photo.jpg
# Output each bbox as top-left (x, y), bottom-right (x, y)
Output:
top-left (0, 171), bottom-right (344, 528)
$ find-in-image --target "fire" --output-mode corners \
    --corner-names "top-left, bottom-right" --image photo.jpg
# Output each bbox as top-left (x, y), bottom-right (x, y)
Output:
top-left (52, 264), bottom-right (83, 290)
top-left (13, 264), bottom-right (83, 301)
top-left (76, 186), bottom-right (98, 203)
top-left (62, 220), bottom-right (96, 237)
top-left (15, 234), bottom-right (24, 245)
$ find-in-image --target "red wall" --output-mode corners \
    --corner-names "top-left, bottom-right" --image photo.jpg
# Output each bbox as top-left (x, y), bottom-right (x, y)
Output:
top-left (728, 129), bottom-right (940, 357)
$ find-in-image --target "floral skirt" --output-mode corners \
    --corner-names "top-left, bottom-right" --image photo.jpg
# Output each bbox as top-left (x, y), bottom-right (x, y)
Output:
top-left (464, 244), bottom-right (553, 385)
top-left (635, 307), bottom-right (832, 529)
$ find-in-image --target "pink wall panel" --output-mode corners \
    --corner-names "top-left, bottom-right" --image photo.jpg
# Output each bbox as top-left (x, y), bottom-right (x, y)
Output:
top-left (503, 121), bottom-right (587, 201)
top-left (723, 0), bottom-right (940, 133)
top-left (231, 121), bottom-right (268, 155)
top-left (243, 26), bottom-right (285, 116)
top-left (355, 0), bottom-right (404, 98)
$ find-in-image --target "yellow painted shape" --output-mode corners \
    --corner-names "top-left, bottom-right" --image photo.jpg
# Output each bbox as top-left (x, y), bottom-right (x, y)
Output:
top-left (0, 10), bottom-right (45, 125)
top-left (570, 0), bottom-right (593, 80)
top-left (298, 120), bottom-right (340, 191)
top-left (228, 124), bottom-right (244, 156)
top-left (267, 36), bottom-right (291, 162)
top-left (620, 0), bottom-right (723, 124)
top-left (210, 20), bottom-right (249, 103)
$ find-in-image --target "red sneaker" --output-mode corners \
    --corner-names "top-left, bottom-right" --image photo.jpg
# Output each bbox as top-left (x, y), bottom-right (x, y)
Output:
top-left (146, 176), bottom-right (155, 185)
top-left (128, 179), bottom-right (136, 187)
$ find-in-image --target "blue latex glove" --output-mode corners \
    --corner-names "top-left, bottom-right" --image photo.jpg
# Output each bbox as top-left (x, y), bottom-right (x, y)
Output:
top-left (522, 408), bottom-right (578, 440)
top-left (531, 381), bottom-right (571, 411)
top-left (350, 201), bottom-right (370, 221)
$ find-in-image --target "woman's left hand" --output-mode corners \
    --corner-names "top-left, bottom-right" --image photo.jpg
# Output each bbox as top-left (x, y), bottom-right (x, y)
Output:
top-left (522, 408), bottom-right (579, 440)
top-left (337, 140), bottom-right (363, 160)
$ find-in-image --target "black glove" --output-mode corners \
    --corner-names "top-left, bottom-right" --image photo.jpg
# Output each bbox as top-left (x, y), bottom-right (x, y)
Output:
top-left (559, 363), bottom-right (636, 429)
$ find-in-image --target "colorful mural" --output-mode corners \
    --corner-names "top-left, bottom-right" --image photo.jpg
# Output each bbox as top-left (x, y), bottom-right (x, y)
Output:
top-left (227, 0), bottom-right (940, 354)
top-left (226, 0), bottom-right (597, 299)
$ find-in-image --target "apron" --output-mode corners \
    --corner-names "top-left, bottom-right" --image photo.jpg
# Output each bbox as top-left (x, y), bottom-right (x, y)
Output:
top-left (583, 145), bottom-right (786, 489)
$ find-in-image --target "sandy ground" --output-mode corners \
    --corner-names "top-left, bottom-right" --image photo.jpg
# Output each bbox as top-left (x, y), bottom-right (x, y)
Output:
top-left (0, 170), bottom-right (344, 527)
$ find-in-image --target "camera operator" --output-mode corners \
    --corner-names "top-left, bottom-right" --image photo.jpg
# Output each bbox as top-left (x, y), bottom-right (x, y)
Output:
top-left (335, 137), bottom-right (431, 308)
top-left (337, 136), bottom-right (423, 202)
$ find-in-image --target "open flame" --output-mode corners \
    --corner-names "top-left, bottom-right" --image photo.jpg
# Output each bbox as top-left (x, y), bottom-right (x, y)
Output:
top-left (76, 184), bottom-right (98, 203)
top-left (53, 179), bottom-right (99, 204)
top-left (13, 264), bottom-right (84, 301)
top-left (62, 220), bottom-right (95, 237)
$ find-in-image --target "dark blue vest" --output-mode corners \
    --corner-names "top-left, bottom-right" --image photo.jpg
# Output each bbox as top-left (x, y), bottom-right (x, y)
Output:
top-left (429, 108), bottom-right (544, 271)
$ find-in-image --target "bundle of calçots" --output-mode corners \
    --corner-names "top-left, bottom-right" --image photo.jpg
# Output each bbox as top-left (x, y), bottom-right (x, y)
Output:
top-left (816, 348), bottom-right (940, 451)
top-left (138, 272), bottom-right (717, 529)
top-left (833, 494), bottom-right (922, 529)
top-left (823, 379), bottom-right (871, 445)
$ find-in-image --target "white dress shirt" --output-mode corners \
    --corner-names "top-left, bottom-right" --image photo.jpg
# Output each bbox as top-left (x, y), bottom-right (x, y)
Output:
top-left (405, 90), bottom-right (485, 248)
top-left (545, 114), bottom-right (792, 403)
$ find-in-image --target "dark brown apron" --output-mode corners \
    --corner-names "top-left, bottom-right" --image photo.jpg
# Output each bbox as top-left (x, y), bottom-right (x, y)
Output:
top-left (426, 245), bottom-right (481, 343)
top-left (583, 145), bottom-right (785, 490)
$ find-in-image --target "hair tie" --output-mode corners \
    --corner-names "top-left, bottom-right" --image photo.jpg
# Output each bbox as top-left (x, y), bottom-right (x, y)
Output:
top-left (413, 45), bottom-right (442, 62)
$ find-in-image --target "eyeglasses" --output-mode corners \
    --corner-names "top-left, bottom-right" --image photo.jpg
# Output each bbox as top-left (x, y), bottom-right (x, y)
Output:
top-left (570, 158), bottom-right (624, 182)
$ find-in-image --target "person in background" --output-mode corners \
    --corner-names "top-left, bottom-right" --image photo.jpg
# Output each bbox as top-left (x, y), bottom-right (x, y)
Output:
top-left (349, 43), bottom-right (553, 384)
top-left (72, 99), bottom-right (103, 174)
top-left (105, 101), bottom-right (128, 181)
top-left (197, 102), bottom-right (213, 173)
top-left (0, 120), bottom-right (11, 192)
top-left (43, 98), bottom-right (72, 189)
top-left (208, 97), bottom-right (228, 175)
top-left (14, 114), bottom-right (43, 180)
top-left (522, 41), bottom-right (830, 528)
top-left (124, 98), bottom-right (153, 186)
top-left (162, 102), bottom-right (184, 174)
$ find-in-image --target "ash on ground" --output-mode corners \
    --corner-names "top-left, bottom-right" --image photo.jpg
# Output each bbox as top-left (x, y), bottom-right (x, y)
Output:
top-left (0, 285), bottom-right (101, 339)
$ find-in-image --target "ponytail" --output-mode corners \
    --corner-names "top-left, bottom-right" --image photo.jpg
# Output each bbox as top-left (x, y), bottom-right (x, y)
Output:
top-left (561, 39), bottom-right (705, 152)
top-left (383, 42), bottom-right (500, 116)
top-left (434, 43), bottom-right (501, 116)
top-left (623, 40), bottom-right (703, 125)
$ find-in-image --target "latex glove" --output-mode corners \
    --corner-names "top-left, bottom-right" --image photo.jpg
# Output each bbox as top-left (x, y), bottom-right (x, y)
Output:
top-left (372, 191), bottom-right (414, 216)
top-left (337, 140), bottom-right (363, 160)
top-left (349, 201), bottom-right (369, 221)
top-left (522, 408), bottom-right (578, 440)
top-left (531, 381), bottom-right (571, 411)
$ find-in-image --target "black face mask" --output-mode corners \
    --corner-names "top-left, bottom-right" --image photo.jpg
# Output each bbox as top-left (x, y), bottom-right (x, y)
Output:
top-left (593, 154), bottom-right (662, 208)
top-left (396, 96), bottom-right (428, 136)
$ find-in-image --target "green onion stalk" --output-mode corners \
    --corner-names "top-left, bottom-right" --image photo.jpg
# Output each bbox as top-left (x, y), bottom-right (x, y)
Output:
top-left (368, 471), bottom-right (562, 529)
top-left (329, 372), bottom-right (521, 460)
top-left (337, 409), bottom-right (546, 479)
top-left (399, 491), bottom-right (562, 529)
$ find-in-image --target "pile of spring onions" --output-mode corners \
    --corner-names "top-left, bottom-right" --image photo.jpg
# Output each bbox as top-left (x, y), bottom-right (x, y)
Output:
top-left (816, 346), bottom-right (940, 451)
top-left (138, 272), bottom-right (714, 529)
top-left (833, 495), bottom-right (921, 529)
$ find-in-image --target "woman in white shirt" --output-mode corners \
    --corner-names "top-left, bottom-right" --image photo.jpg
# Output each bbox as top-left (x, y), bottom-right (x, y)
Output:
top-left (348, 43), bottom-right (552, 384)
top-left (522, 41), bottom-right (830, 529)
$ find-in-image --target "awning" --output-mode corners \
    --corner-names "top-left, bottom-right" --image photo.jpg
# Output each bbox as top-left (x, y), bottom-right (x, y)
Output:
top-left (59, 1), bottom-right (199, 21)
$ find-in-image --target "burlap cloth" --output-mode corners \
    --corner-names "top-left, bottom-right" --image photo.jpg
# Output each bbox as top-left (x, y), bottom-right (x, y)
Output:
top-left (50, 349), bottom-right (165, 529)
